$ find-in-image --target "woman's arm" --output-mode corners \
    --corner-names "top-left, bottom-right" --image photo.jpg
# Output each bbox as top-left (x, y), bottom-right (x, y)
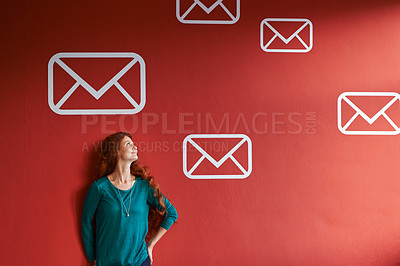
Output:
top-left (147, 227), bottom-right (167, 248)
top-left (146, 227), bottom-right (167, 264)
top-left (146, 196), bottom-right (178, 264)
top-left (82, 183), bottom-right (100, 263)
top-left (146, 184), bottom-right (178, 264)
top-left (146, 184), bottom-right (178, 231)
top-left (158, 196), bottom-right (178, 231)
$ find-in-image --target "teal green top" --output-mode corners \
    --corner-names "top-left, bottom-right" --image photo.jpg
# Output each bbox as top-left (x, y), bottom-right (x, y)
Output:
top-left (81, 176), bottom-right (178, 266)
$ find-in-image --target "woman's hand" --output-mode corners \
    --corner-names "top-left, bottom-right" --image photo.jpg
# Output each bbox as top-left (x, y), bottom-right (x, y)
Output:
top-left (146, 227), bottom-right (168, 264)
top-left (147, 244), bottom-right (154, 264)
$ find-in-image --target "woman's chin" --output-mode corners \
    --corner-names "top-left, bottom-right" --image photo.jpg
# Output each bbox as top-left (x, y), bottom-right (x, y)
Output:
top-left (122, 156), bottom-right (138, 162)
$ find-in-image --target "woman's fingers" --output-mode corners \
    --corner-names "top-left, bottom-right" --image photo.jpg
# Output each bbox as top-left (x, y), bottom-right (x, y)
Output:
top-left (147, 246), bottom-right (154, 264)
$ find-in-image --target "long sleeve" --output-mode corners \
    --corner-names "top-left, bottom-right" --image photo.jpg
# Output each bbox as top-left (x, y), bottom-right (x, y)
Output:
top-left (146, 185), bottom-right (178, 231)
top-left (81, 182), bottom-right (100, 262)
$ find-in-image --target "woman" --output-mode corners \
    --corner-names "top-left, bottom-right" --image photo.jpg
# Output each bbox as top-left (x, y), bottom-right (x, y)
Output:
top-left (81, 132), bottom-right (178, 266)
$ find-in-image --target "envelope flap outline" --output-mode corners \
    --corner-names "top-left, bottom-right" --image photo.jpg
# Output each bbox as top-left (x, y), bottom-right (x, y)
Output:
top-left (188, 137), bottom-right (247, 168)
top-left (177, 0), bottom-right (239, 24)
top-left (341, 92), bottom-right (400, 124)
top-left (194, 0), bottom-right (223, 13)
top-left (264, 19), bottom-right (310, 44)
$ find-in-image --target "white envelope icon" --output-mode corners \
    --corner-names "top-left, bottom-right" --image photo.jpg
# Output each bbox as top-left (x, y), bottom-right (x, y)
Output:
top-left (337, 92), bottom-right (400, 135)
top-left (183, 134), bottom-right (252, 179)
top-left (260, 18), bottom-right (313, 53)
top-left (176, 0), bottom-right (240, 24)
top-left (48, 52), bottom-right (146, 115)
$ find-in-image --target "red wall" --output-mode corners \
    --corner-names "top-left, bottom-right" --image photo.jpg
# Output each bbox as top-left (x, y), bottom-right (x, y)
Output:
top-left (2, 0), bottom-right (400, 265)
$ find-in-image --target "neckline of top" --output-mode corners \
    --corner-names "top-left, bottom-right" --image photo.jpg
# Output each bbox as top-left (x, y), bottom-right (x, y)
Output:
top-left (106, 175), bottom-right (137, 192)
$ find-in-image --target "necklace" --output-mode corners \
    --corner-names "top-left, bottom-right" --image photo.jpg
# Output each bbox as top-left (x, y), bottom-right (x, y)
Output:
top-left (113, 177), bottom-right (134, 217)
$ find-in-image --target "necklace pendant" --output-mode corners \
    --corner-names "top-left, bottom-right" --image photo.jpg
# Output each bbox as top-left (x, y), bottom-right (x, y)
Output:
top-left (127, 213), bottom-right (130, 217)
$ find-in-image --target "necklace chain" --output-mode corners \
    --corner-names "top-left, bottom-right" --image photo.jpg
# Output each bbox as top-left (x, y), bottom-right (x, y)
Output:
top-left (113, 176), bottom-right (134, 217)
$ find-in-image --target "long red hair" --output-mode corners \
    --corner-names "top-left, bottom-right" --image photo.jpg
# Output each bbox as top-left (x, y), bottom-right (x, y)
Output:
top-left (96, 132), bottom-right (165, 243)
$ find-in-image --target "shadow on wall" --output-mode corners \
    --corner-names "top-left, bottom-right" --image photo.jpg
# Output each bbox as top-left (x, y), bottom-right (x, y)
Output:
top-left (73, 141), bottom-right (100, 266)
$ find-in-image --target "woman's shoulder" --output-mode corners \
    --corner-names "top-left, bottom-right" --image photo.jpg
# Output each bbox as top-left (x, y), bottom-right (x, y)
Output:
top-left (135, 176), bottom-right (147, 184)
top-left (135, 176), bottom-right (151, 188)
top-left (91, 176), bottom-right (109, 189)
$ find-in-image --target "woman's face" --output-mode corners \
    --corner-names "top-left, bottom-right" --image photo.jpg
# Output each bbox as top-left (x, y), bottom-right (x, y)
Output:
top-left (118, 136), bottom-right (138, 162)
